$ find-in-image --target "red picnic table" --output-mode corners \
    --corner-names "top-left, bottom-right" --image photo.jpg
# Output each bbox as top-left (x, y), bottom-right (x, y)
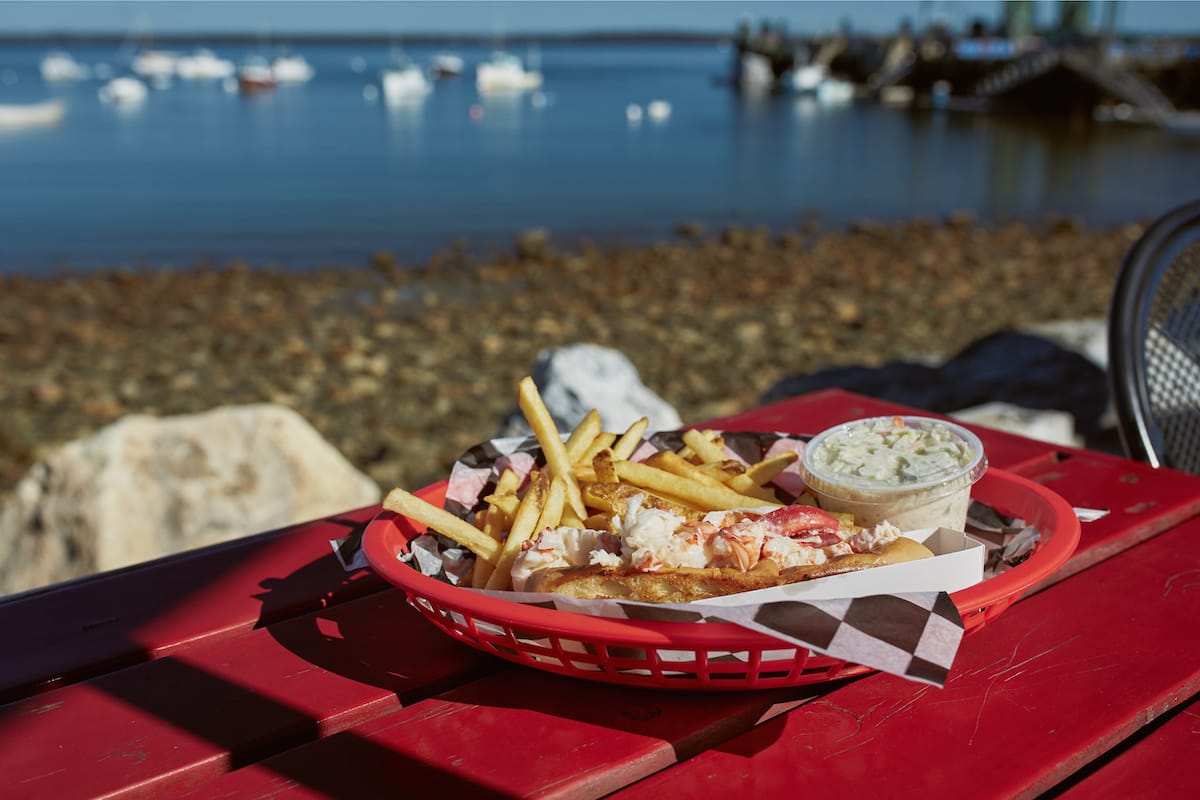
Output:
top-left (2, 388), bottom-right (1199, 799)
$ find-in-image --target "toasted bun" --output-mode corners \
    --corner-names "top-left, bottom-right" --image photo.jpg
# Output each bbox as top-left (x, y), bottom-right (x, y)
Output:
top-left (524, 537), bottom-right (935, 603)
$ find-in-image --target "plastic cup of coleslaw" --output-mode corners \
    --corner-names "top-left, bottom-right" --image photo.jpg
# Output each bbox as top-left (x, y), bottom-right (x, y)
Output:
top-left (799, 415), bottom-right (987, 532)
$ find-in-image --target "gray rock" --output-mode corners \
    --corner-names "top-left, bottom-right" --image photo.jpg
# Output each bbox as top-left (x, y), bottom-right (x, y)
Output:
top-left (0, 405), bottom-right (380, 597)
top-left (498, 344), bottom-right (683, 438)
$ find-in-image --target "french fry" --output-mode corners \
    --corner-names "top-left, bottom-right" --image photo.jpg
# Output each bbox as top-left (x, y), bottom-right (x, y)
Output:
top-left (643, 450), bottom-right (730, 490)
top-left (471, 469), bottom-right (523, 588)
top-left (695, 459), bottom-right (749, 482)
top-left (614, 460), bottom-right (782, 511)
top-left (517, 377), bottom-right (588, 519)
top-left (691, 460), bottom-right (774, 500)
top-left (471, 511), bottom-right (507, 587)
top-left (681, 428), bottom-right (726, 464)
top-left (726, 474), bottom-right (780, 503)
top-left (583, 512), bottom-right (612, 530)
top-left (535, 475), bottom-right (567, 533)
top-left (560, 507), bottom-right (586, 528)
top-left (576, 431), bottom-right (616, 468)
top-left (484, 492), bottom-right (521, 519)
top-left (383, 488), bottom-right (501, 564)
top-left (744, 452), bottom-right (799, 485)
top-left (485, 473), bottom-right (549, 590)
top-left (495, 468), bottom-right (521, 497)
top-left (471, 559), bottom-right (494, 588)
top-left (564, 409), bottom-right (603, 464)
top-left (592, 448), bottom-right (619, 484)
top-left (796, 490), bottom-right (820, 507)
top-left (611, 417), bottom-right (649, 460)
top-left (583, 480), bottom-right (708, 521)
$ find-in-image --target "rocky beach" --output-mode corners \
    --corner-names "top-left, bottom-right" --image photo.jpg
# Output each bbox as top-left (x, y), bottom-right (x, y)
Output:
top-left (0, 217), bottom-right (1137, 509)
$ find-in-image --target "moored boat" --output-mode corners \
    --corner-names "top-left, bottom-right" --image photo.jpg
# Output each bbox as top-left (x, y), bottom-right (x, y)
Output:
top-left (176, 49), bottom-right (236, 80)
top-left (40, 51), bottom-right (90, 83)
top-left (430, 52), bottom-right (465, 79)
top-left (272, 54), bottom-right (315, 84)
top-left (381, 61), bottom-right (432, 105)
top-left (98, 77), bottom-right (148, 106)
top-left (476, 51), bottom-right (543, 93)
top-left (0, 98), bottom-right (67, 129)
top-left (131, 50), bottom-right (179, 81)
top-left (238, 57), bottom-right (277, 93)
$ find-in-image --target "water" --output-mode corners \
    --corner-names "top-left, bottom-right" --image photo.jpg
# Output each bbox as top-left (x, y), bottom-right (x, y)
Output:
top-left (2, 39), bottom-right (1199, 276)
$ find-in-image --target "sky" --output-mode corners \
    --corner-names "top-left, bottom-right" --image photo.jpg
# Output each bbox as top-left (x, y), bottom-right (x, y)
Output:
top-left (1, 0), bottom-right (1199, 37)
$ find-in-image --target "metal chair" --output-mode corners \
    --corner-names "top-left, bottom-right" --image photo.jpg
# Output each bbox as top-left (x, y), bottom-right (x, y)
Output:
top-left (1109, 199), bottom-right (1200, 473)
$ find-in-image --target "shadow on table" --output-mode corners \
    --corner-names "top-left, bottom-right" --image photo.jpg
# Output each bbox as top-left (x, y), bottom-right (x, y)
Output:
top-left (251, 539), bottom-right (863, 783)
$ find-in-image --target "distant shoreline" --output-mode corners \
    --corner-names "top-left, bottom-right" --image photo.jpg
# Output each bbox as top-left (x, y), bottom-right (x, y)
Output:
top-left (1, 31), bottom-right (736, 46)
top-left (4, 29), bottom-right (1198, 46)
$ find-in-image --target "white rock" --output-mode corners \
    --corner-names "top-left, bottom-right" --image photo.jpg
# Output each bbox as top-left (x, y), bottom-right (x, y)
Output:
top-left (951, 402), bottom-right (1082, 448)
top-left (0, 405), bottom-right (380, 596)
top-left (499, 344), bottom-right (682, 437)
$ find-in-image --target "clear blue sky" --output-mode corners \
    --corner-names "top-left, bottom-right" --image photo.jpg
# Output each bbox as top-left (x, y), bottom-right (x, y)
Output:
top-left (1, 0), bottom-right (1197, 36)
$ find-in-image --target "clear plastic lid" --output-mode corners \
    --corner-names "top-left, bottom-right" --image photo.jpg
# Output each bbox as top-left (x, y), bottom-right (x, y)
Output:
top-left (800, 415), bottom-right (987, 498)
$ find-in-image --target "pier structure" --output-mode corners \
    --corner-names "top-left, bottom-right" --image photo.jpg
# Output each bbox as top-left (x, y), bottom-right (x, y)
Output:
top-left (731, 0), bottom-right (1199, 126)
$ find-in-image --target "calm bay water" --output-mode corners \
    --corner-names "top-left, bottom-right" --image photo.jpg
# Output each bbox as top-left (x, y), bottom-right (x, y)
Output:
top-left (2, 39), bottom-right (1199, 275)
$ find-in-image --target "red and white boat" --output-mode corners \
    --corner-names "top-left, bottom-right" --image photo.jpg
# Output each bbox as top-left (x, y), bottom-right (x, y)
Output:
top-left (237, 57), bottom-right (277, 94)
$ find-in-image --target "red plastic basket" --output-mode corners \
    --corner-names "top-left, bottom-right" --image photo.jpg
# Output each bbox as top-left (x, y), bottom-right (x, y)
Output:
top-left (362, 468), bottom-right (1080, 690)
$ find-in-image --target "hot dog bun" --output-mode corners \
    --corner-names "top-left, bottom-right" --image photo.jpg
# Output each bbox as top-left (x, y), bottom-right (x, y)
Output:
top-left (523, 536), bottom-right (935, 603)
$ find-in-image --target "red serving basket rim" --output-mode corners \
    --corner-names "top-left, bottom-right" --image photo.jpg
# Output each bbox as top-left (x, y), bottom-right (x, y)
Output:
top-left (362, 466), bottom-right (1080, 648)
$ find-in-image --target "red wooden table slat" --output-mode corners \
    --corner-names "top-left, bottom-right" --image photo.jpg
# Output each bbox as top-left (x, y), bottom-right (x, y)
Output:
top-left (174, 668), bottom-right (823, 800)
top-left (0, 504), bottom-right (386, 704)
top-left (0, 588), bottom-right (501, 800)
top-left (1017, 451), bottom-right (1200, 582)
top-left (1056, 694), bottom-right (1200, 799)
top-left (609, 516), bottom-right (1200, 800)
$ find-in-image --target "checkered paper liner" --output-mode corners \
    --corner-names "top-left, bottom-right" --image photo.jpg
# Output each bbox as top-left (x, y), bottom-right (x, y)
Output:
top-left (398, 430), bottom-right (962, 687)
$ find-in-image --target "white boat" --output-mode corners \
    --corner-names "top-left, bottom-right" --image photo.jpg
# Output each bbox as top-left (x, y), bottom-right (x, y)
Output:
top-left (430, 52), bottom-right (464, 78)
top-left (40, 51), bottom-right (90, 83)
top-left (238, 57), bottom-right (276, 93)
top-left (0, 98), bottom-right (67, 129)
top-left (476, 51), bottom-right (542, 93)
top-left (790, 63), bottom-right (855, 105)
top-left (381, 62), bottom-right (431, 104)
top-left (272, 54), bottom-right (315, 83)
top-left (738, 52), bottom-right (774, 94)
top-left (646, 99), bottom-right (672, 121)
top-left (98, 76), bottom-right (148, 106)
top-left (131, 50), bottom-right (179, 81)
top-left (175, 49), bottom-right (235, 80)
top-left (816, 79), bottom-right (855, 105)
top-left (791, 64), bottom-right (828, 94)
